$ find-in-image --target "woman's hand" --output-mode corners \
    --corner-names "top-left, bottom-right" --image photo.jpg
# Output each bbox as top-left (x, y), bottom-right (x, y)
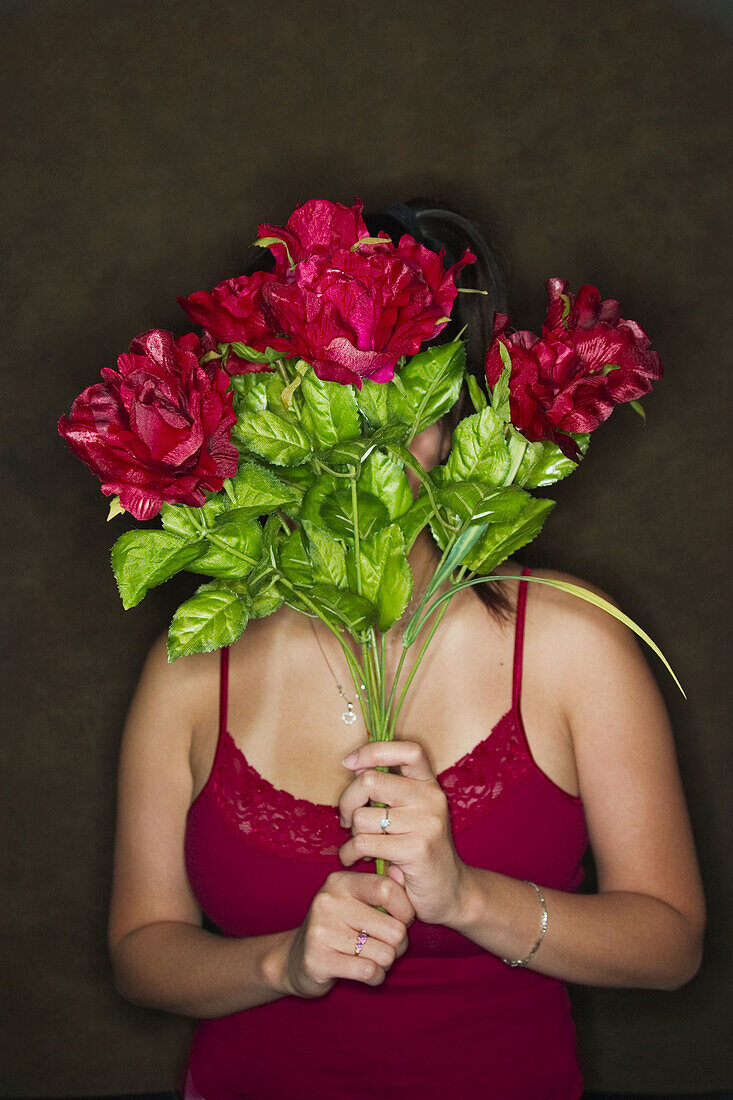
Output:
top-left (281, 871), bottom-right (414, 999)
top-left (338, 739), bottom-right (470, 927)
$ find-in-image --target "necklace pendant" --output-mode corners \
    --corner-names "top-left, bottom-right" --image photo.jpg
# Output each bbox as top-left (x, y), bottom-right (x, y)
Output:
top-left (341, 702), bottom-right (357, 725)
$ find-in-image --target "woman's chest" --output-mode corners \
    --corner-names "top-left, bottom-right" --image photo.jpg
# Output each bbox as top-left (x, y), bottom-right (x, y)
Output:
top-left (189, 643), bottom-right (578, 809)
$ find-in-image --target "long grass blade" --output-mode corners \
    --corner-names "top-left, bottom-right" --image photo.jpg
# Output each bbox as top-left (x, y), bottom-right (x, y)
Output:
top-left (456, 573), bottom-right (687, 698)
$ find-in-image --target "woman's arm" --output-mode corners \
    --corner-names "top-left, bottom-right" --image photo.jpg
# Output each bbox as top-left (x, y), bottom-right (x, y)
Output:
top-left (108, 633), bottom-right (292, 1018)
top-left (112, 921), bottom-right (295, 1018)
top-left (445, 572), bottom-right (705, 990)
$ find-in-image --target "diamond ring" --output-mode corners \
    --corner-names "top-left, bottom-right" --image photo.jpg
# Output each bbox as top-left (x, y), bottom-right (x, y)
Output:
top-left (380, 816), bottom-right (391, 833)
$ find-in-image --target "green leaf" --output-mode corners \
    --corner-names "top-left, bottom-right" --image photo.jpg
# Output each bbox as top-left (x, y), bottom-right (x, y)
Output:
top-left (106, 495), bottom-right (125, 521)
top-left (466, 374), bottom-right (487, 413)
top-left (358, 449), bottom-right (413, 520)
top-left (279, 527), bottom-right (314, 586)
top-left (229, 342), bottom-right (270, 364)
top-left (252, 236), bottom-right (295, 268)
top-left (167, 583), bottom-right (251, 661)
top-left (159, 498), bottom-right (222, 539)
top-left (489, 360), bottom-right (511, 423)
top-left (305, 584), bottom-right (379, 635)
top-left (226, 462), bottom-right (300, 514)
top-left (187, 517), bottom-right (262, 579)
top-left (465, 497), bottom-right (556, 573)
top-left (350, 235), bottom-right (393, 250)
top-left (222, 477), bottom-right (237, 505)
top-left (386, 341), bottom-right (466, 436)
top-left (299, 370), bottom-right (361, 451)
top-left (213, 508), bottom-right (260, 527)
top-left (427, 521), bottom-right (490, 588)
top-left (260, 512), bottom-right (283, 559)
top-left (111, 530), bottom-right (207, 610)
top-left (346, 523), bottom-right (413, 632)
top-left (356, 378), bottom-right (390, 428)
top-left (300, 473), bottom-right (338, 529)
top-left (278, 358), bottom-right (310, 411)
top-left (256, 461), bottom-right (314, 518)
top-left (514, 433), bottom-right (589, 489)
top-left (229, 372), bottom-right (269, 410)
top-left (443, 406), bottom-right (510, 485)
top-left (437, 482), bottom-right (529, 525)
top-left (629, 399), bottom-right (646, 421)
top-left (249, 581), bottom-right (285, 619)
top-left (263, 370), bottom-right (304, 419)
top-left (302, 520), bottom-right (348, 587)
top-left (322, 422), bottom-right (410, 467)
top-left (233, 409), bottom-right (313, 466)
top-left (395, 492), bottom-right (434, 552)
top-left (320, 488), bottom-right (390, 541)
top-left (244, 515), bottom-right (281, 594)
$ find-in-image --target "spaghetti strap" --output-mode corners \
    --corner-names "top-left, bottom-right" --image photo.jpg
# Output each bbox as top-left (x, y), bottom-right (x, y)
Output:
top-left (512, 567), bottom-right (532, 710)
top-left (219, 645), bottom-right (230, 736)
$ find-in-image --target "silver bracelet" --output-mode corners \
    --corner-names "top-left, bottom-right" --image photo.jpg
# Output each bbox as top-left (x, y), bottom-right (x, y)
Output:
top-left (501, 881), bottom-right (548, 967)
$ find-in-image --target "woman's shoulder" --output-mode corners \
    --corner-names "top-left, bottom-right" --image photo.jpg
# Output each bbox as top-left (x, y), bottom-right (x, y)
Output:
top-left (523, 563), bottom-right (625, 636)
top-left (525, 562), bottom-right (619, 606)
top-left (139, 608), bottom-right (283, 730)
top-left (521, 562), bottom-right (646, 696)
top-left (523, 563), bottom-right (665, 741)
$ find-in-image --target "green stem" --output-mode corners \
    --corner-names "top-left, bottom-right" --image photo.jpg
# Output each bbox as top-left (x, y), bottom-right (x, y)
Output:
top-left (385, 561), bottom-right (468, 743)
top-left (350, 470), bottom-right (363, 594)
top-left (313, 458), bottom-right (355, 479)
top-left (379, 631), bottom-right (387, 723)
top-left (368, 629), bottom-right (385, 733)
top-left (362, 636), bottom-right (381, 736)
top-left (398, 529), bottom-right (461, 648)
top-left (181, 506), bottom-right (259, 569)
top-left (276, 357), bottom-right (306, 418)
top-left (348, 468), bottom-right (392, 883)
top-left (385, 642), bottom-right (409, 721)
top-left (407, 564), bottom-right (469, 643)
top-left (387, 599), bottom-right (451, 740)
top-left (502, 435), bottom-right (528, 485)
top-left (387, 443), bottom-right (455, 541)
top-left (347, 468), bottom-right (383, 740)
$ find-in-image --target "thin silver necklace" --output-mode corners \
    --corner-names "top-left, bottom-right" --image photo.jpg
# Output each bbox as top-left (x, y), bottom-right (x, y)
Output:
top-left (308, 619), bottom-right (365, 725)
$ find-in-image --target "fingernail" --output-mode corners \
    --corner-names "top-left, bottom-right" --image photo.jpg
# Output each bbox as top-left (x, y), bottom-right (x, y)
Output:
top-left (342, 751), bottom-right (358, 767)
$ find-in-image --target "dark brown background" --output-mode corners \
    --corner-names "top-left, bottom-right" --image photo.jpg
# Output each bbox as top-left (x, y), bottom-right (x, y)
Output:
top-left (2, 0), bottom-right (731, 1095)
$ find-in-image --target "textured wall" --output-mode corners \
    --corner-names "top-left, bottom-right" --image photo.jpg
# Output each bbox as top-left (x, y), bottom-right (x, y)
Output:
top-left (2, 0), bottom-right (731, 1095)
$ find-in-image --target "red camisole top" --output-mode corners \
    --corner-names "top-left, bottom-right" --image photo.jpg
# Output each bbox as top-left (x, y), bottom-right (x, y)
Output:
top-left (181, 567), bottom-right (588, 1099)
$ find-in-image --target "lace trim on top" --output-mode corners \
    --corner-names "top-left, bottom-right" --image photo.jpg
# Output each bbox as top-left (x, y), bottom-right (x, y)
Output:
top-left (203, 713), bottom-right (538, 861)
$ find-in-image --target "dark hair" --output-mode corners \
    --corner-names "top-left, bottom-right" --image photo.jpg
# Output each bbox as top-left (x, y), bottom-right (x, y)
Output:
top-left (241, 196), bottom-right (516, 623)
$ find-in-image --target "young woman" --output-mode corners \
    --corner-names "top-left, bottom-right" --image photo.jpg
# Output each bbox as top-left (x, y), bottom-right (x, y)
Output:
top-left (107, 200), bottom-right (705, 1099)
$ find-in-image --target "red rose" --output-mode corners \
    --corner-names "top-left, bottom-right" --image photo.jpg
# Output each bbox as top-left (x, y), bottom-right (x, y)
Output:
top-left (261, 242), bottom-right (475, 387)
top-left (257, 196), bottom-right (372, 274)
top-left (179, 196), bottom-right (474, 387)
top-left (541, 277), bottom-right (663, 401)
top-left (177, 271), bottom-right (293, 374)
top-left (58, 329), bottom-right (238, 521)
top-left (485, 285), bottom-right (663, 462)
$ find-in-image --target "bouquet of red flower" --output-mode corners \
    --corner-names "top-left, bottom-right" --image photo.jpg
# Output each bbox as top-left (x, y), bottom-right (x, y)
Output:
top-left (58, 196), bottom-right (681, 881)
